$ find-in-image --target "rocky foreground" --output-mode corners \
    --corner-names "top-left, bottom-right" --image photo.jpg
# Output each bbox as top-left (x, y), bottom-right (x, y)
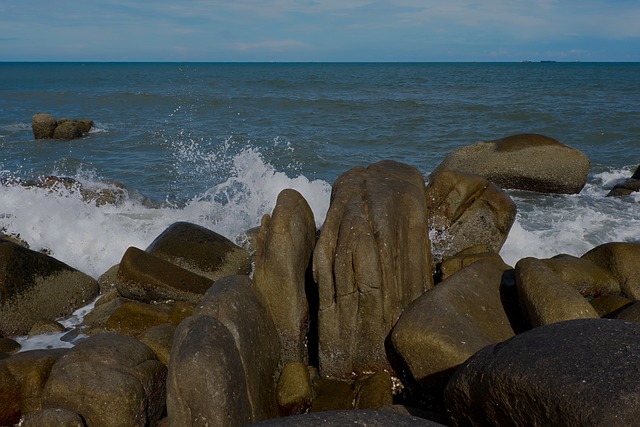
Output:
top-left (1, 134), bottom-right (639, 426)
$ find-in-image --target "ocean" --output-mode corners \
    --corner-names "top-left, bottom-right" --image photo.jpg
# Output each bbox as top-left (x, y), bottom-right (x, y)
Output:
top-left (1, 62), bottom-right (639, 285)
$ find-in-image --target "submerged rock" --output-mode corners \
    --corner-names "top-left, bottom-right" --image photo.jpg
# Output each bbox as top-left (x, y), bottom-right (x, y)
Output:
top-left (32, 113), bottom-right (93, 140)
top-left (606, 165), bottom-right (640, 197)
top-left (433, 133), bottom-right (590, 194)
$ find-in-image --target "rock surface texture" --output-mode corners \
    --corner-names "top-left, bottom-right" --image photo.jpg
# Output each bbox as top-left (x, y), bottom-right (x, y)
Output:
top-left (312, 160), bottom-right (433, 378)
top-left (432, 133), bottom-right (590, 194)
top-left (32, 113), bottom-right (93, 140)
top-left (445, 318), bottom-right (640, 427)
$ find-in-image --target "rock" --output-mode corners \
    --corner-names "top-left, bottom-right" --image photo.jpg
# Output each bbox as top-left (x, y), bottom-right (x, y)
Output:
top-left (0, 338), bottom-right (21, 354)
top-left (31, 113), bottom-right (57, 139)
top-left (115, 246), bottom-right (214, 304)
top-left (137, 323), bottom-right (175, 367)
top-left (0, 363), bottom-right (21, 426)
top-left (606, 165), bottom-right (640, 197)
top-left (42, 333), bottom-right (166, 427)
top-left (168, 301), bottom-right (194, 325)
top-left (433, 133), bottom-right (590, 194)
top-left (250, 409), bottom-right (444, 426)
top-left (276, 361), bottom-right (313, 416)
top-left (28, 320), bottom-right (65, 336)
top-left (254, 188), bottom-right (316, 363)
top-left (23, 408), bottom-right (85, 427)
top-left (313, 160), bottom-right (433, 378)
top-left (390, 258), bottom-right (515, 398)
top-left (80, 297), bottom-right (126, 330)
top-left (52, 120), bottom-right (84, 140)
top-left (194, 275), bottom-right (281, 421)
top-left (1, 349), bottom-right (68, 418)
top-left (167, 315), bottom-right (252, 426)
top-left (311, 378), bottom-right (354, 412)
top-left (146, 221), bottom-right (251, 281)
top-left (426, 170), bottom-right (516, 264)
top-left (611, 301), bottom-right (640, 322)
top-left (582, 242), bottom-right (640, 300)
top-left (439, 247), bottom-right (505, 282)
top-left (354, 371), bottom-right (393, 410)
top-left (591, 294), bottom-right (633, 317)
top-left (543, 254), bottom-right (620, 297)
top-left (104, 301), bottom-right (171, 336)
top-left (0, 240), bottom-right (100, 336)
top-left (516, 257), bottom-right (599, 327)
top-left (445, 318), bottom-right (640, 427)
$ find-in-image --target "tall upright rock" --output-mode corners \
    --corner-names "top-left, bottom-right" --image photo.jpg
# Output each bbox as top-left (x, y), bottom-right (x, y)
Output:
top-left (313, 160), bottom-right (433, 379)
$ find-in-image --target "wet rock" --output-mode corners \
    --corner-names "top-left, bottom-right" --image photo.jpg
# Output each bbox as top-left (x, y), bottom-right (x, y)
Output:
top-left (606, 165), bottom-right (640, 197)
top-left (582, 242), bottom-right (640, 300)
top-left (31, 113), bottom-right (57, 139)
top-left (0, 240), bottom-right (99, 336)
top-left (146, 221), bottom-right (251, 281)
top-left (52, 120), bottom-right (84, 140)
top-left (0, 337), bottom-right (21, 354)
top-left (42, 333), bottom-right (166, 427)
top-left (313, 160), bottom-right (433, 378)
top-left (254, 188), bottom-right (316, 363)
top-left (591, 293), bottom-right (633, 317)
top-left (433, 133), bottom-right (590, 194)
top-left (250, 409), bottom-right (444, 426)
top-left (194, 275), bottom-right (281, 421)
top-left (310, 378), bottom-right (354, 412)
top-left (167, 314), bottom-right (253, 426)
top-left (515, 257), bottom-right (599, 327)
top-left (354, 371), bottom-right (393, 410)
top-left (391, 258), bottom-right (515, 398)
top-left (28, 320), bottom-right (65, 337)
top-left (543, 254), bottom-right (620, 297)
top-left (137, 323), bottom-right (175, 367)
top-left (115, 246), bottom-right (214, 304)
top-left (104, 300), bottom-right (171, 336)
top-left (23, 408), bottom-right (85, 427)
top-left (445, 318), bottom-right (640, 427)
top-left (426, 170), bottom-right (516, 264)
top-left (276, 361), bottom-right (313, 416)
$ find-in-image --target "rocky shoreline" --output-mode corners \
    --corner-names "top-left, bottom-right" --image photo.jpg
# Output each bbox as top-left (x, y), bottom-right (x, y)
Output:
top-left (1, 134), bottom-right (639, 426)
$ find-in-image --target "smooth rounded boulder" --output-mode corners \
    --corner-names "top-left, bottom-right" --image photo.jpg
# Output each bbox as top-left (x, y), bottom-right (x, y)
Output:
top-left (31, 113), bottom-right (57, 139)
top-left (432, 133), bottom-right (590, 194)
top-left (445, 318), bottom-right (640, 427)
top-left (582, 242), bottom-right (640, 300)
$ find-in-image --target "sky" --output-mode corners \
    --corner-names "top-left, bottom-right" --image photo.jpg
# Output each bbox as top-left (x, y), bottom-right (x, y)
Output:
top-left (1, 1), bottom-right (639, 62)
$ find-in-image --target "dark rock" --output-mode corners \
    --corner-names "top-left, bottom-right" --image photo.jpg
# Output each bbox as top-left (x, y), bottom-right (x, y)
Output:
top-left (0, 337), bottom-right (21, 354)
top-left (194, 275), bottom-right (281, 421)
top-left (104, 300), bottom-right (171, 336)
top-left (515, 257), bottom-right (599, 327)
top-left (427, 170), bottom-right (516, 264)
top-left (354, 371), bottom-right (393, 410)
top-left (582, 242), bottom-right (640, 300)
top-left (115, 246), bottom-right (214, 304)
top-left (433, 133), bottom-right (590, 194)
top-left (167, 314), bottom-right (253, 426)
top-left (28, 320), bottom-right (66, 336)
top-left (0, 363), bottom-right (21, 426)
top-left (606, 166), bottom-right (640, 197)
top-left (445, 318), bottom-right (640, 427)
top-left (591, 293), bottom-right (633, 317)
top-left (611, 301), bottom-right (640, 322)
top-left (313, 160), bottom-right (433, 378)
top-left (439, 248), bottom-right (505, 282)
top-left (0, 240), bottom-right (99, 336)
top-left (31, 113), bottom-right (57, 139)
top-left (146, 221), bottom-right (251, 281)
top-left (249, 409), bottom-right (445, 426)
top-left (276, 361), bottom-right (313, 416)
top-left (544, 254), bottom-right (620, 297)
top-left (311, 378), bottom-right (354, 412)
top-left (52, 120), bottom-right (83, 140)
top-left (42, 333), bottom-right (166, 427)
top-left (137, 323), bottom-right (175, 367)
top-left (391, 258), bottom-right (515, 398)
top-left (254, 188), bottom-right (316, 363)
top-left (23, 408), bottom-right (85, 427)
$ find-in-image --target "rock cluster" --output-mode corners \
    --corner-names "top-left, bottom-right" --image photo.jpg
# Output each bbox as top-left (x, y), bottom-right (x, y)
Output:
top-left (31, 113), bottom-right (93, 140)
top-left (606, 164), bottom-right (640, 197)
top-left (1, 136), bottom-right (638, 426)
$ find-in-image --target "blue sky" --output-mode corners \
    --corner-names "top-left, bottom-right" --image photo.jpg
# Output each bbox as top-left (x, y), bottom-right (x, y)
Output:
top-left (1, 0), bottom-right (638, 61)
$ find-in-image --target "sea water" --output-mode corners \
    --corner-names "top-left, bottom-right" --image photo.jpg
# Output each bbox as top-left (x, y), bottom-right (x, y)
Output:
top-left (1, 62), bottom-right (639, 348)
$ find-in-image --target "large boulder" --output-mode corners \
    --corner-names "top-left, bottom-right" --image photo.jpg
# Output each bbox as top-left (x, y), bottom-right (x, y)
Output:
top-left (390, 258), bottom-right (515, 397)
top-left (253, 189), bottom-right (316, 363)
top-left (115, 246), bottom-right (214, 304)
top-left (432, 134), bottom-right (590, 194)
top-left (31, 113), bottom-right (57, 139)
top-left (312, 160), bottom-right (433, 378)
top-left (42, 333), bottom-right (167, 427)
top-left (250, 409), bottom-right (444, 426)
top-left (445, 318), bottom-right (640, 427)
top-left (0, 240), bottom-right (99, 336)
top-left (582, 242), bottom-right (640, 300)
top-left (146, 221), bottom-right (251, 281)
top-left (193, 275), bottom-right (281, 422)
top-left (515, 257), bottom-right (599, 327)
top-left (426, 170), bottom-right (516, 263)
top-left (23, 408), bottom-right (85, 427)
top-left (542, 254), bottom-right (620, 297)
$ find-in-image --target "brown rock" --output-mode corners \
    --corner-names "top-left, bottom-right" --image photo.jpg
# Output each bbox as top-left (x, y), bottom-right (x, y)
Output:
top-left (32, 113), bottom-right (57, 139)
top-left (0, 338), bottom-right (21, 354)
top-left (0, 240), bottom-right (99, 336)
top-left (611, 301), bottom-right (640, 322)
top-left (137, 324), bottom-right (175, 367)
top-left (355, 371), bottom-right (393, 410)
top-left (433, 133), bottom-right (590, 194)
top-left (313, 160), bottom-right (433, 378)
top-left (146, 221), bottom-right (251, 281)
top-left (591, 294), bottom-right (633, 317)
top-left (311, 378), bottom-right (354, 412)
top-left (439, 247), bottom-right (506, 281)
top-left (254, 188), bottom-right (316, 363)
top-left (23, 408), bottom-right (85, 427)
top-left (582, 242), bottom-right (640, 300)
top-left (105, 301), bottom-right (171, 336)
top-left (543, 254), bottom-right (620, 297)
top-left (516, 257), bottom-right (599, 327)
top-left (0, 363), bottom-right (21, 425)
top-left (115, 246), bottom-right (214, 304)
top-left (426, 170), bottom-right (516, 263)
top-left (276, 361), bottom-right (313, 416)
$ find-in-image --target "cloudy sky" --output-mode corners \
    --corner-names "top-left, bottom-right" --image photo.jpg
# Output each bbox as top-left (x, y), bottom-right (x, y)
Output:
top-left (1, 0), bottom-right (638, 62)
